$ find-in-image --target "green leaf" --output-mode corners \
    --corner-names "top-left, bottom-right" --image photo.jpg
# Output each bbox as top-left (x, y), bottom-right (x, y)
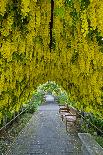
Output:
top-left (54, 7), bottom-right (65, 19)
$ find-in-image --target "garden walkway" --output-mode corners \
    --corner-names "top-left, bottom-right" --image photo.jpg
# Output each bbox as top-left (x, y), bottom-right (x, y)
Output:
top-left (6, 102), bottom-right (83, 155)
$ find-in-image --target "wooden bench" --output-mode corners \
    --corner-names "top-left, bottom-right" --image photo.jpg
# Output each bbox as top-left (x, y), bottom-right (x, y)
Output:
top-left (59, 103), bottom-right (70, 111)
top-left (65, 106), bottom-right (79, 131)
top-left (78, 133), bottom-right (103, 155)
top-left (59, 104), bottom-right (70, 121)
top-left (59, 104), bottom-right (80, 131)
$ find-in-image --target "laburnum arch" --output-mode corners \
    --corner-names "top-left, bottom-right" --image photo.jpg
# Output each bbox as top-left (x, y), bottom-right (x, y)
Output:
top-left (0, 0), bottom-right (103, 122)
top-left (37, 81), bottom-right (67, 96)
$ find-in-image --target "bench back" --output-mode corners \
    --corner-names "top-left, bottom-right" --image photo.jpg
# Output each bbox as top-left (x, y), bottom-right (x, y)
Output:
top-left (59, 104), bottom-right (79, 117)
top-left (68, 106), bottom-right (80, 118)
top-left (69, 106), bottom-right (77, 114)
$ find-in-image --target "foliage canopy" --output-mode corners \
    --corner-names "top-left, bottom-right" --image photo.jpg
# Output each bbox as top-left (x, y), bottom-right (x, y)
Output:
top-left (0, 0), bottom-right (103, 122)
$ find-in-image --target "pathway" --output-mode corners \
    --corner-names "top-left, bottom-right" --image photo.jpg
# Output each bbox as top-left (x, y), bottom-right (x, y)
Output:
top-left (6, 102), bottom-right (83, 155)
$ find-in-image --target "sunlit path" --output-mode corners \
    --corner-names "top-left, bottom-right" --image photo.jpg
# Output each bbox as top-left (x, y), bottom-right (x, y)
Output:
top-left (6, 101), bottom-right (83, 155)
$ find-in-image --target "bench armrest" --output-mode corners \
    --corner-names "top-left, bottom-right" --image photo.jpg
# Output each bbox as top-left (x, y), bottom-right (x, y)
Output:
top-left (59, 107), bottom-right (69, 110)
top-left (65, 114), bottom-right (77, 116)
top-left (59, 104), bottom-right (66, 106)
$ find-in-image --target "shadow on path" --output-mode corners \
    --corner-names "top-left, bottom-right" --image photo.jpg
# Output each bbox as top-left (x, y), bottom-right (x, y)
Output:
top-left (6, 102), bottom-right (83, 155)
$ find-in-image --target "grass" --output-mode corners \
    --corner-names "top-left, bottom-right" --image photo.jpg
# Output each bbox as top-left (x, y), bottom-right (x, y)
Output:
top-left (0, 112), bottom-right (33, 155)
top-left (80, 121), bottom-right (103, 148)
top-left (94, 135), bottom-right (103, 148)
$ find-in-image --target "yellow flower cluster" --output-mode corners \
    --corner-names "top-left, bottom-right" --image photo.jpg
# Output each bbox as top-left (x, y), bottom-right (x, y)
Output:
top-left (55, 0), bottom-right (64, 8)
top-left (81, 10), bottom-right (88, 37)
top-left (21, 0), bottom-right (30, 16)
top-left (0, 0), bottom-right (103, 122)
top-left (0, 0), bottom-right (8, 15)
top-left (53, 0), bottom-right (103, 118)
top-left (96, 1), bottom-right (103, 36)
top-left (0, 0), bottom-right (51, 121)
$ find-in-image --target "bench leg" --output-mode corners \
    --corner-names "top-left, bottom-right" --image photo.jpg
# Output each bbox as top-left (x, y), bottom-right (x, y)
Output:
top-left (66, 120), bottom-right (76, 132)
top-left (61, 115), bottom-right (63, 121)
top-left (66, 119), bottom-right (68, 131)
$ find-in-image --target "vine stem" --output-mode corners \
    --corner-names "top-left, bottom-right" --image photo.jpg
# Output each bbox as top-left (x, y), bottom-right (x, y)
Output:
top-left (50, 0), bottom-right (54, 52)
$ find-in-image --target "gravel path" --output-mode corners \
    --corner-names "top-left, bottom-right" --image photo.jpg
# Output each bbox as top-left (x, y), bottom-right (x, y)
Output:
top-left (6, 102), bottom-right (83, 155)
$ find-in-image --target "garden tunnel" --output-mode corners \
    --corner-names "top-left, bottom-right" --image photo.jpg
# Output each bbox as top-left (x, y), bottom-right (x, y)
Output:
top-left (37, 81), bottom-right (69, 104)
top-left (0, 0), bottom-right (103, 126)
